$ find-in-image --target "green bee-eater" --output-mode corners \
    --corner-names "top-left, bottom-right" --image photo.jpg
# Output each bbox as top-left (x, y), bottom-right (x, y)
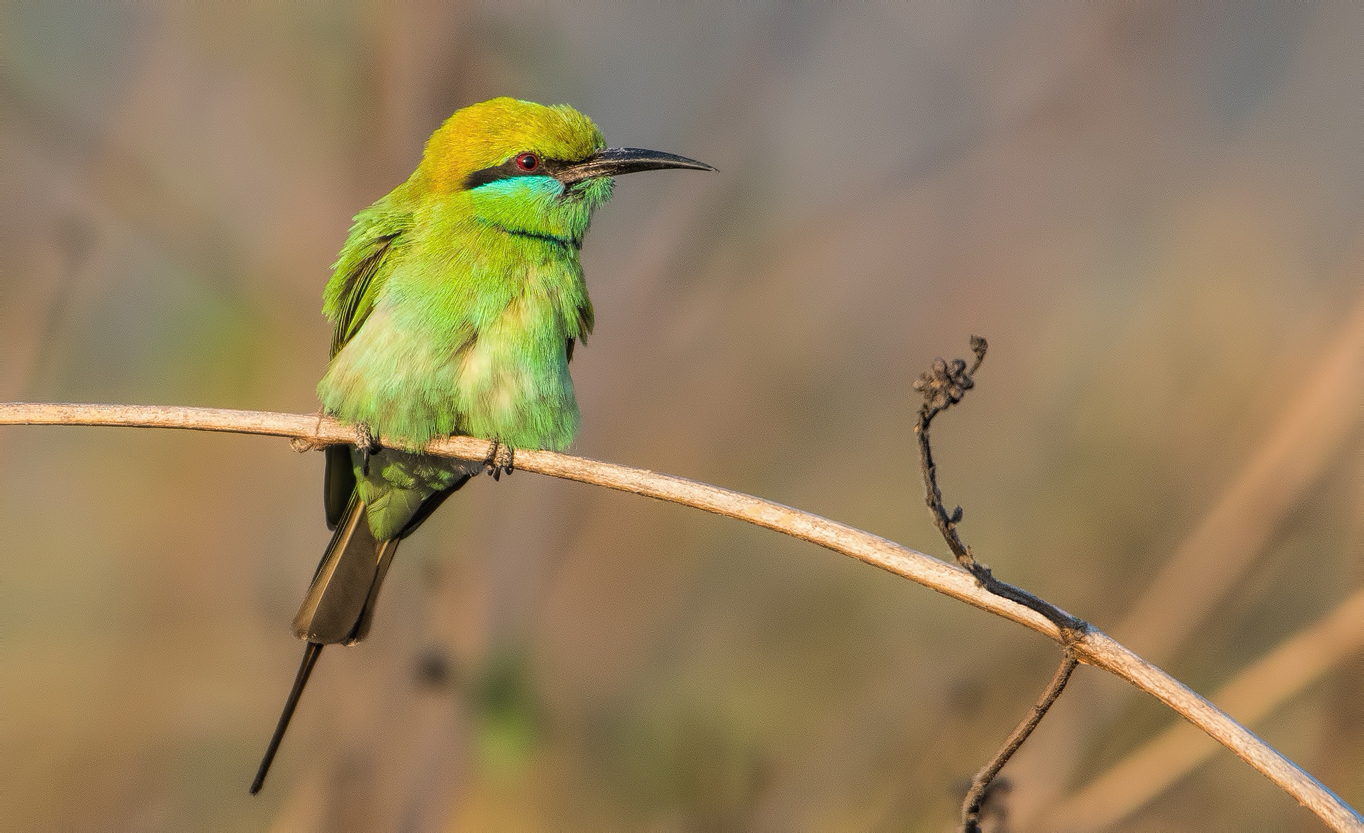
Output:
top-left (251, 97), bottom-right (712, 793)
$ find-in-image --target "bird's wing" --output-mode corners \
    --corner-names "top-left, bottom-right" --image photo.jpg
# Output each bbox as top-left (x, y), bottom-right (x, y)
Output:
top-left (320, 209), bottom-right (409, 526)
top-left (325, 227), bottom-right (400, 358)
top-left (568, 299), bottom-right (594, 362)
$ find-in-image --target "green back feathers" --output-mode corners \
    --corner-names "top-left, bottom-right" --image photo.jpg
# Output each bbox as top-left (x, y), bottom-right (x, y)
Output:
top-left (323, 212), bottom-right (404, 358)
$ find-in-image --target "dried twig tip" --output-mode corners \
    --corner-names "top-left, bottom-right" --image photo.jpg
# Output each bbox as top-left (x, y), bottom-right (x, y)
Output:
top-left (969, 334), bottom-right (988, 363)
top-left (913, 357), bottom-right (975, 410)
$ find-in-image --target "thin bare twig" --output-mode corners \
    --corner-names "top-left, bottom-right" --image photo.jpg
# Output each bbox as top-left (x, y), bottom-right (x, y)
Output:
top-left (962, 653), bottom-right (1079, 833)
top-left (912, 338), bottom-right (1082, 832)
top-left (913, 337), bottom-right (1086, 638)
top-left (1, 401), bottom-right (1361, 832)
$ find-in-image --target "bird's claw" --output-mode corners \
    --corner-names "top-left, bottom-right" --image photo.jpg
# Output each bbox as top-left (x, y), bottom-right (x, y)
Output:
top-left (355, 422), bottom-right (381, 476)
top-left (483, 439), bottom-right (514, 481)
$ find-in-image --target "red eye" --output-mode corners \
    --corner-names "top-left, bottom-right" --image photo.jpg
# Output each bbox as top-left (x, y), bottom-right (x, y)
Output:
top-left (515, 152), bottom-right (539, 172)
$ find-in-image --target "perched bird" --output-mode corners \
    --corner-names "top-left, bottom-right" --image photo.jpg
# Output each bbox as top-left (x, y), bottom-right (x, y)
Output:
top-left (251, 97), bottom-right (712, 794)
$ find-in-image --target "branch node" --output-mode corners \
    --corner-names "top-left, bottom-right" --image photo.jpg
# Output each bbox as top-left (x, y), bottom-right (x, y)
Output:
top-left (914, 339), bottom-right (1094, 830)
top-left (289, 436), bottom-right (324, 453)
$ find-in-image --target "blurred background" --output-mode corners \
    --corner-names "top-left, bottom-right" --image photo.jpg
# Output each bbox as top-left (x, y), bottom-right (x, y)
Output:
top-left (1, 3), bottom-right (1362, 831)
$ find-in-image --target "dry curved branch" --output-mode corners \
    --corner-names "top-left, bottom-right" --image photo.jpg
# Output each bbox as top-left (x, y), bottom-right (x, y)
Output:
top-left (1010, 264), bottom-right (1364, 825)
top-left (2, 401), bottom-right (1361, 832)
top-left (1049, 584), bottom-right (1364, 831)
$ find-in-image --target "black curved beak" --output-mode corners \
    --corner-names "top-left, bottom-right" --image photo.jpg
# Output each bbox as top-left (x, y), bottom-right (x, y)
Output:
top-left (555, 147), bottom-right (715, 186)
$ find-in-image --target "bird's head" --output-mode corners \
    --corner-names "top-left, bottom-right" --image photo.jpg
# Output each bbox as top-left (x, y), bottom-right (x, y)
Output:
top-left (417, 97), bottom-right (712, 246)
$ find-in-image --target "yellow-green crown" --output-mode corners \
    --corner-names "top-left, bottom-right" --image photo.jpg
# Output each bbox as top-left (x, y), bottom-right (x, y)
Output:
top-left (419, 97), bottom-right (605, 191)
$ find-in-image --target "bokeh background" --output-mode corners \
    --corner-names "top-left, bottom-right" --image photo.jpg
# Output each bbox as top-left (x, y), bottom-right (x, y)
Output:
top-left (2, 3), bottom-right (1362, 831)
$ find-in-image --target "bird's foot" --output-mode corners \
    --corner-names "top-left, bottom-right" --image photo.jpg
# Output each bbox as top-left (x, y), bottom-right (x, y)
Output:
top-left (355, 422), bottom-right (381, 476)
top-left (483, 439), bottom-right (514, 481)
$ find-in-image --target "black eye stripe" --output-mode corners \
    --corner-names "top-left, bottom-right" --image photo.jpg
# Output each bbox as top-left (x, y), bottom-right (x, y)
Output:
top-left (463, 155), bottom-right (569, 190)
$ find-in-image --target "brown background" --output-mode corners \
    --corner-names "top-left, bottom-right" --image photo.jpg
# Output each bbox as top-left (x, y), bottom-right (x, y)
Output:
top-left (1, 4), bottom-right (1361, 830)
